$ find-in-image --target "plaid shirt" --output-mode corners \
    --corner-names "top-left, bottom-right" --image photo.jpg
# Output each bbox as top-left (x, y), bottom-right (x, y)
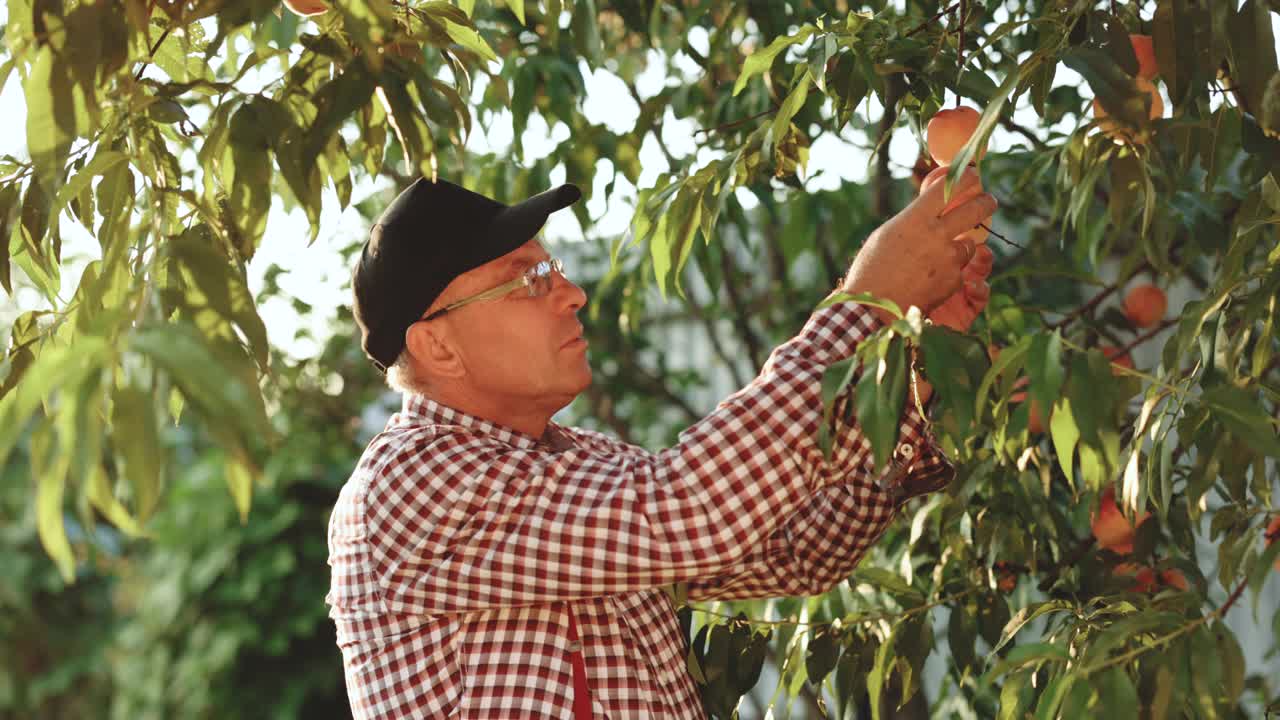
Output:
top-left (326, 300), bottom-right (953, 719)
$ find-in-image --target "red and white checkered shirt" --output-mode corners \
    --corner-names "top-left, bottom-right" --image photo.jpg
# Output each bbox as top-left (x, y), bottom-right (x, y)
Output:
top-left (326, 300), bottom-right (953, 719)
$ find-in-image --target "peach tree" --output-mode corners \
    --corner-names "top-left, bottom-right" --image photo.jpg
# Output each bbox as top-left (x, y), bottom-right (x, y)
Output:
top-left (1, 0), bottom-right (1279, 717)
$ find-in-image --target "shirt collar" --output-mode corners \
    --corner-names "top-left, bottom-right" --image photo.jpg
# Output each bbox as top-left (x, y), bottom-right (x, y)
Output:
top-left (397, 393), bottom-right (573, 451)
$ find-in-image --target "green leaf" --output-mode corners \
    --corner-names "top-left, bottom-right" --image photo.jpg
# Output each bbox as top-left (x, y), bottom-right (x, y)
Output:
top-left (24, 45), bottom-right (87, 193)
top-left (51, 150), bottom-right (128, 227)
top-left (1028, 331), bottom-right (1065, 422)
top-left (947, 61), bottom-right (1023, 180)
top-left (768, 71), bottom-right (813, 156)
top-left (981, 642), bottom-right (1069, 686)
top-left (225, 449), bottom-right (255, 524)
top-left (1049, 396), bottom-right (1080, 486)
top-left (1062, 47), bottom-right (1152, 131)
top-left (130, 322), bottom-right (270, 453)
top-left (457, 0), bottom-right (475, 15)
top-left (992, 600), bottom-right (1073, 655)
top-left (430, 4), bottom-right (498, 63)
top-left (0, 336), bottom-right (109, 473)
top-left (110, 384), bottom-right (164, 522)
top-left (854, 334), bottom-right (908, 471)
top-left (86, 462), bottom-right (147, 538)
top-left (1081, 612), bottom-right (1181, 666)
top-left (1033, 674), bottom-right (1077, 720)
top-left (733, 26), bottom-right (817, 96)
top-left (868, 623), bottom-right (899, 720)
top-left (1201, 384), bottom-right (1280, 457)
top-left (805, 625), bottom-right (840, 686)
top-left (168, 225), bottom-right (271, 371)
top-left (32, 422), bottom-right (75, 583)
top-left (1227, 0), bottom-right (1279, 123)
top-left (851, 566), bottom-right (924, 604)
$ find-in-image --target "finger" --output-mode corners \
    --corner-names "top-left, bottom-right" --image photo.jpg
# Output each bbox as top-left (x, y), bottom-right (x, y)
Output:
top-left (964, 279), bottom-right (991, 304)
top-left (950, 238), bottom-right (976, 267)
top-left (962, 258), bottom-right (993, 283)
top-left (918, 165), bottom-right (983, 215)
top-left (939, 193), bottom-right (998, 241)
top-left (969, 243), bottom-right (995, 273)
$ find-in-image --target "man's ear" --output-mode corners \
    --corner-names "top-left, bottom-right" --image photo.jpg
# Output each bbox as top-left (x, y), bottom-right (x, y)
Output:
top-left (404, 321), bottom-right (465, 380)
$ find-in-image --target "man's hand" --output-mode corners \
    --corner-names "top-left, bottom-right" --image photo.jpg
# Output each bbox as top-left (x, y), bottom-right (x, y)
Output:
top-left (929, 244), bottom-right (993, 332)
top-left (841, 166), bottom-right (997, 324)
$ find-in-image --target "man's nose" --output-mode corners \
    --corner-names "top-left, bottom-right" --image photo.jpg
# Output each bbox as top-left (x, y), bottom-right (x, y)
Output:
top-left (553, 269), bottom-right (587, 312)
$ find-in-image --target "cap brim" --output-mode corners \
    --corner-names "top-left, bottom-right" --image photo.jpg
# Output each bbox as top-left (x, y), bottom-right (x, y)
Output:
top-left (486, 184), bottom-right (582, 249)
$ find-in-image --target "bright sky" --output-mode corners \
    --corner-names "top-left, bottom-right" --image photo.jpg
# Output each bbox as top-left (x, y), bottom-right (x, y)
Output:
top-left (2, 4), bottom-right (1271, 359)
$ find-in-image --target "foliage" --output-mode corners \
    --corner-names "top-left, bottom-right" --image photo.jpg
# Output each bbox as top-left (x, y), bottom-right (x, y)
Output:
top-left (3, 0), bottom-right (1280, 717)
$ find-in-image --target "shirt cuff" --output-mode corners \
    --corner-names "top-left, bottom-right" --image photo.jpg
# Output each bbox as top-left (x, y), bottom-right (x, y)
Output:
top-left (876, 402), bottom-right (955, 505)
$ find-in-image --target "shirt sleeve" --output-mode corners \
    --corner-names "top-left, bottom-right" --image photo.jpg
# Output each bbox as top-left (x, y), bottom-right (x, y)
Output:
top-left (685, 401), bottom-right (955, 602)
top-left (367, 301), bottom-right (944, 615)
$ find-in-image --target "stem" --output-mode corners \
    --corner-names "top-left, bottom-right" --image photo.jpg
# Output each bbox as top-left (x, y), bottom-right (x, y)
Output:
top-left (1110, 317), bottom-right (1179, 363)
top-left (980, 222), bottom-right (1025, 250)
top-left (957, 0), bottom-right (967, 91)
top-left (696, 106), bottom-right (780, 138)
top-left (135, 25), bottom-right (174, 82)
top-left (906, 1), bottom-right (962, 37)
top-left (1046, 269), bottom-right (1141, 332)
top-left (1081, 577), bottom-right (1250, 677)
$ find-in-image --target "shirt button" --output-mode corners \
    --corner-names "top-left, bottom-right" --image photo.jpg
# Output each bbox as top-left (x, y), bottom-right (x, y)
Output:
top-left (897, 443), bottom-right (915, 460)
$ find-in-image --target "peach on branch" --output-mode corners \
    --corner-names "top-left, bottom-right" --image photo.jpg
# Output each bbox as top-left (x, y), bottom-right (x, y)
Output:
top-left (1099, 345), bottom-right (1135, 375)
top-left (1122, 283), bottom-right (1167, 328)
top-left (1130, 34), bottom-right (1158, 80)
top-left (926, 106), bottom-right (987, 166)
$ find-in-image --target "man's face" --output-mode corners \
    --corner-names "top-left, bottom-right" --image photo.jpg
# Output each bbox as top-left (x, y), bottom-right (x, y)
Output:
top-left (436, 239), bottom-right (592, 414)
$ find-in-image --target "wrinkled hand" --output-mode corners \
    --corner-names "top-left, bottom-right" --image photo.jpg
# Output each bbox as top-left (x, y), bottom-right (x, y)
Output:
top-left (929, 244), bottom-right (994, 332)
top-left (842, 166), bottom-right (997, 324)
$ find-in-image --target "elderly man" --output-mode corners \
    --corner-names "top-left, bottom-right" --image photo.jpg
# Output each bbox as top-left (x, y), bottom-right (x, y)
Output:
top-left (327, 174), bottom-right (996, 719)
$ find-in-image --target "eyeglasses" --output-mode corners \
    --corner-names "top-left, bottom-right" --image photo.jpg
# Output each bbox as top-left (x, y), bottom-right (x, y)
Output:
top-left (420, 257), bottom-right (565, 322)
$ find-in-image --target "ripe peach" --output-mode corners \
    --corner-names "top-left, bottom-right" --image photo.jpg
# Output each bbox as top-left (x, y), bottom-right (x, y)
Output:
top-left (1099, 345), bottom-right (1135, 375)
top-left (926, 106), bottom-right (987, 166)
top-left (919, 165), bottom-right (989, 245)
top-left (283, 0), bottom-right (328, 16)
top-left (1116, 563), bottom-right (1157, 592)
top-left (1130, 35), bottom-right (1157, 81)
top-left (993, 561), bottom-right (1019, 593)
top-left (1159, 569), bottom-right (1188, 591)
top-left (1093, 77), bottom-right (1164, 141)
top-left (1122, 284), bottom-right (1167, 328)
top-left (1092, 487), bottom-right (1149, 555)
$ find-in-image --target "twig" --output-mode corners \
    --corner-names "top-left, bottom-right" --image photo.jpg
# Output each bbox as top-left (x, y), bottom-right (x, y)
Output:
top-left (1081, 577), bottom-right (1250, 677)
top-left (980, 222), bottom-right (1025, 250)
top-left (1047, 278), bottom-right (1127, 331)
top-left (1111, 317), bottom-right (1179, 362)
top-left (957, 0), bottom-right (967, 90)
top-left (906, 1), bottom-right (961, 37)
top-left (135, 25), bottom-right (174, 81)
top-left (696, 106), bottom-right (779, 137)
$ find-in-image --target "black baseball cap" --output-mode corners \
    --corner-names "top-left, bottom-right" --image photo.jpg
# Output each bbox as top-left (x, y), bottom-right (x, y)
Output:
top-left (352, 177), bottom-right (582, 371)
